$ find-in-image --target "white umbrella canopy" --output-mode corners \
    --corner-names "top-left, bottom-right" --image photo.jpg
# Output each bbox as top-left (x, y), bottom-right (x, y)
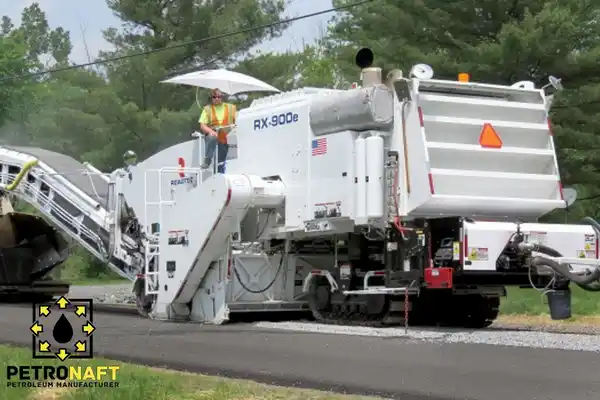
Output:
top-left (161, 69), bottom-right (280, 95)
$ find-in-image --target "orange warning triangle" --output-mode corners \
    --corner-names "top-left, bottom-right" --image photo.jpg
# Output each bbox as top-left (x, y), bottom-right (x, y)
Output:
top-left (478, 123), bottom-right (502, 148)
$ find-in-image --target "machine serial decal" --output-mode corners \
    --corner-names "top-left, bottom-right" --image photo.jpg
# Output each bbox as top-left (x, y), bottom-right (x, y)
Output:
top-left (253, 112), bottom-right (299, 130)
top-left (304, 220), bottom-right (332, 232)
top-left (313, 202), bottom-right (341, 219)
top-left (168, 229), bottom-right (189, 246)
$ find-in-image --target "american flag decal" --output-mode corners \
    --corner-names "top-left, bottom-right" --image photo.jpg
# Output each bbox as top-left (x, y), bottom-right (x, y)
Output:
top-left (312, 138), bottom-right (327, 156)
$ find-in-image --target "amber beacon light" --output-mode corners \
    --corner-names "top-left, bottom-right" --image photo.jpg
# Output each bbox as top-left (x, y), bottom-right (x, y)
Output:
top-left (458, 73), bottom-right (470, 82)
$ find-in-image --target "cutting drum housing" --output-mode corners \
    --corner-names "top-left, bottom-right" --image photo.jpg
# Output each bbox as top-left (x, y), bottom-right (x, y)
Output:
top-left (0, 48), bottom-right (599, 328)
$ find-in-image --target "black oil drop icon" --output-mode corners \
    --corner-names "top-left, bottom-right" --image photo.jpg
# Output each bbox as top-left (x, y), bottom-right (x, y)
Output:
top-left (53, 314), bottom-right (74, 343)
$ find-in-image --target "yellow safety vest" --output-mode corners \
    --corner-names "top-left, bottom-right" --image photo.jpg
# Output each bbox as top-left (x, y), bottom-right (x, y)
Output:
top-left (204, 103), bottom-right (235, 144)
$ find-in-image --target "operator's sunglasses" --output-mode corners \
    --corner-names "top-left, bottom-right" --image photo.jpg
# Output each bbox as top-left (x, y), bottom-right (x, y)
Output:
top-left (212, 95), bottom-right (222, 99)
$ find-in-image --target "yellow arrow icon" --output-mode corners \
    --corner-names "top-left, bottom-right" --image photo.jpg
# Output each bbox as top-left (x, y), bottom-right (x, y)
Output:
top-left (55, 349), bottom-right (70, 361)
top-left (75, 305), bottom-right (86, 317)
top-left (30, 322), bottom-right (43, 336)
top-left (82, 322), bottom-right (95, 336)
top-left (55, 297), bottom-right (70, 309)
top-left (39, 341), bottom-right (51, 352)
top-left (39, 305), bottom-right (50, 317)
top-left (74, 341), bottom-right (86, 352)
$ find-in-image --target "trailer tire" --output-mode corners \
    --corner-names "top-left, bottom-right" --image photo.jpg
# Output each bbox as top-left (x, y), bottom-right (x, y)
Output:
top-left (307, 276), bottom-right (333, 322)
top-left (134, 278), bottom-right (155, 318)
top-left (460, 295), bottom-right (500, 329)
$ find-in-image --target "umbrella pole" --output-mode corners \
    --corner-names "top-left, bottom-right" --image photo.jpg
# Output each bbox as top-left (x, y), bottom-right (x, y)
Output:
top-left (195, 87), bottom-right (202, 109)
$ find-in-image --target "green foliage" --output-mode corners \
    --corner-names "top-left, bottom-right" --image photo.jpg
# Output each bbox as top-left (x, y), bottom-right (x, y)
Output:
top-left (102, 0), bottom-right (288, 111)
top-left (501, 286), bottom-right (600, 316)
top-left (0, 36), bottom-right (33, 126)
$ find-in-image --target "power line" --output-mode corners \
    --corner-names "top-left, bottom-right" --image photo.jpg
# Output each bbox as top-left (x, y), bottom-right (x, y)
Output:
top-left (0, 0), bottom-right (374, 83)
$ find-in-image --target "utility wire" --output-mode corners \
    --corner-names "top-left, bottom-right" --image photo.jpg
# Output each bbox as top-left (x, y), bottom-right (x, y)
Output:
top-left (0, 0), bottom-right (374, 83)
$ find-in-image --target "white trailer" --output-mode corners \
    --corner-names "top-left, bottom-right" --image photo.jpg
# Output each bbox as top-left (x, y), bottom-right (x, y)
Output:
top-left (0, 48), bottom-right (598, 327)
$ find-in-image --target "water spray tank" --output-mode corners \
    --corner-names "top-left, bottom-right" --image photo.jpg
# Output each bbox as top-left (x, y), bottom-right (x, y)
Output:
top-left (355, 48), bottom-right (381, 87)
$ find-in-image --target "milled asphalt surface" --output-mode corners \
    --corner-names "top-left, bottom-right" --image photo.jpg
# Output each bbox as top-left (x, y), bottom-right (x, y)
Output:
top-left (1, 304), bottom-right (599, 399)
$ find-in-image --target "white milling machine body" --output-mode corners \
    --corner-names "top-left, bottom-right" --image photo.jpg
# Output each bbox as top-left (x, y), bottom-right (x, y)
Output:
top-left (1, 47), bottom-right (599, 327)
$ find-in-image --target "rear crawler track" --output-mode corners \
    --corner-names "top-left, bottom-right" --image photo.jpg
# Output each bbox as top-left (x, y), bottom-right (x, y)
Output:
top-left (307, 276), bottom-right (501, 329)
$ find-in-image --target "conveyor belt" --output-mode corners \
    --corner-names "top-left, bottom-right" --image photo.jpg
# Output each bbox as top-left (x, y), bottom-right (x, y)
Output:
top-left (0, 145), bottom-right (140, 280)
top-left (4, 146), bottom-right (109, 205)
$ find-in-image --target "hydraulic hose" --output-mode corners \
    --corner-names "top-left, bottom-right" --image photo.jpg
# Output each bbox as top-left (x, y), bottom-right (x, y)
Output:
top-left (582, 216), bottom-right (600, 236)
top-left (233, 251), bottom-right (286, 294)
top-left (530, 256), bottom-right (600, 286)
top-left (6, 160), bottom-right (39, 191)
top-left (528, 243), bottom-right (600, 292)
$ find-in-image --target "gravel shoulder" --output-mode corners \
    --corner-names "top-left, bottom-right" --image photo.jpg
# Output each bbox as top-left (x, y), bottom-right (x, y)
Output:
top-left (494, 315), bottom-right (600, 335)
top-left (68, 283), bottom-right (134, 304)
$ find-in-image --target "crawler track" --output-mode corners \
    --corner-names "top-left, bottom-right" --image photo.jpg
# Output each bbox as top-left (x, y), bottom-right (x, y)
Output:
top-left (307, 276), bottom-right (408, 327)
top-left (307, 276), bottom-right (500, 329)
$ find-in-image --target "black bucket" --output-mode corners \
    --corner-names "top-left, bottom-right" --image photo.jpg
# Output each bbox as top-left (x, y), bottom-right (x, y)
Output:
top-left (546, 288), bottom-right (572, 320)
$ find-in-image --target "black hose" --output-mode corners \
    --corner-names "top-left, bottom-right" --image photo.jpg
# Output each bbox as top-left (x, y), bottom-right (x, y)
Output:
top-left (519, 217), bottom-right (600, 291)
top-left (582, 216), bottom-right (600, 237)
top-left (530, 243), bottom-right (562, 257)
top-left (530, 256), bottom-right (600, 286)
top-left (529, 243), bottom-right (600, 291)
top-left (232, 252), bottom-right (286, 294)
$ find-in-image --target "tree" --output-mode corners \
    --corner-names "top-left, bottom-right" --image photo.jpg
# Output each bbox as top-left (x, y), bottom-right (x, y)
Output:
top-left (0, 3), bottom-right (73, 135)
top-left (0, 35), bottom-right (32, 127)
top-left (2, 3), bottom-right (72, 68)
top-left (99, 0), bottom-right (290, 111)
top-left (235, 41), bottom-right (347, 95)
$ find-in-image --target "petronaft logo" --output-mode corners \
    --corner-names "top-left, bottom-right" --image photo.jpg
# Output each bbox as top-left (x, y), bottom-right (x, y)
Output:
top-left (5, 296), bottom-right (120, 389)
top-left (31, 296), bottom-right (95, 361)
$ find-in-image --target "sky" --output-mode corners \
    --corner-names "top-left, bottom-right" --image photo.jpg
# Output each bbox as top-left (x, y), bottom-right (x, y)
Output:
top-left (2, 0), bottom-right (334, 64)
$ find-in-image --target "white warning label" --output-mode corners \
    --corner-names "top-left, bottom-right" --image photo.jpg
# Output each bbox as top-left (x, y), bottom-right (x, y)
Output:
top-left (469, 247), bottom-right (489, 261)
top-left (452, 241), bottom-right (460, 261)
top-left (527, 231), bottom-right (547, 245)
top-left (577, 250), bottom-right (595, 258)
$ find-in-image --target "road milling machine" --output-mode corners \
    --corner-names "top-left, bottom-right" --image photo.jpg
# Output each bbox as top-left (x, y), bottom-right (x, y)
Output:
top-left (1, 47), bottom-right (600, 327)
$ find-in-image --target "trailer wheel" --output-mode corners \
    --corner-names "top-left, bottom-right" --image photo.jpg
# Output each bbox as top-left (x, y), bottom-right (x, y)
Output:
top-left (307, 276), bottom-right (333, 322)
top-left (461, 295), bottom-right (500, 329)
top-left (134, 278), bottom-right (156, 318)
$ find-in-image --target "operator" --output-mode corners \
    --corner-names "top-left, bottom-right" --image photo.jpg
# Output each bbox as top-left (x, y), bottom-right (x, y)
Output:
top-left (199, 88), bottom-right (236, 173)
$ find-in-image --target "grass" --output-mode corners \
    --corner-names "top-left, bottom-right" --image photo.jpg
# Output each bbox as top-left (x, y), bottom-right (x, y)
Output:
top-left (498, 285), bottom-right (600, 325)
top-left (0, 345), bottom-right (378, 400)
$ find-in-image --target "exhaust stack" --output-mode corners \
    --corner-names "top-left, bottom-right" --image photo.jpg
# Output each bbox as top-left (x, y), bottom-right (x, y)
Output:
top-left (355, 48), bottom-right (381, 87)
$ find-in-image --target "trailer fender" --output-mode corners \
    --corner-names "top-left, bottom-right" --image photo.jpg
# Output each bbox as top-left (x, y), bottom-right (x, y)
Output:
top-left (302, 270), bottom-right (339, 293)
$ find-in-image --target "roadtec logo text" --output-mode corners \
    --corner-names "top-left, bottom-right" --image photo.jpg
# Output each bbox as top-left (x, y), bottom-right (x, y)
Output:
top-left (6, 365), bottom-right (120, 388)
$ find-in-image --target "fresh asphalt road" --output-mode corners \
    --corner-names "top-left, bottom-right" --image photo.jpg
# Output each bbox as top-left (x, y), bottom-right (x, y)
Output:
top-left (0, 305), bottom-right (599, 400)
